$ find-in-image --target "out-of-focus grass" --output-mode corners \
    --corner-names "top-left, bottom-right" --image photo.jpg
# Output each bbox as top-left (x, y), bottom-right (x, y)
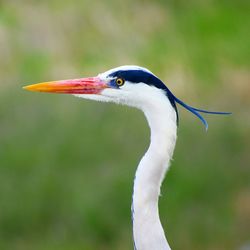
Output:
top-left (0, 1), bottom-right (249, 249)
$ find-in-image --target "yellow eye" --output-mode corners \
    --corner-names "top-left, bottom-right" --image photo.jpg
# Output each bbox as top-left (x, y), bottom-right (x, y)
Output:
top-left (116, 78), bottom-right (125, 86)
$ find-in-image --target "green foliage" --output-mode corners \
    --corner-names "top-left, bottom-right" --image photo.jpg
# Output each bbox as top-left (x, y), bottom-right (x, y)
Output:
top-left (0, 1), bottom-right (249, 249)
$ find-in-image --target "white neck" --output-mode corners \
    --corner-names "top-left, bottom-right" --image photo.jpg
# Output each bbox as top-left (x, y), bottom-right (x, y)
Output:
top-left (77, 83), bottom-right (178, 249)
top-left (132, 95), bottom-right (177, 250)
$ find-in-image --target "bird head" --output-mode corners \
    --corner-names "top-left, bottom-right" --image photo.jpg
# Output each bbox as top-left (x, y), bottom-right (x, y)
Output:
top-left (23, 66), bottom-right (168, 106)
top-left (23, 65), bottom-right (230, 129)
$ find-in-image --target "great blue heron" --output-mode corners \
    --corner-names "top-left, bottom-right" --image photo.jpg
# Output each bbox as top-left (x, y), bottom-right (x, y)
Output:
top-left (24, 65), bottom-right (230, 250)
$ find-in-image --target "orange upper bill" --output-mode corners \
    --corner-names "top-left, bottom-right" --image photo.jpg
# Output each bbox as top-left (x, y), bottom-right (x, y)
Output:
top-left (23, 77), bottom-right (109, 94)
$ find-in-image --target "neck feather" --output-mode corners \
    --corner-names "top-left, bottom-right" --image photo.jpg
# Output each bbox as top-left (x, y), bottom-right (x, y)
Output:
top-left (132, 94), bottom-right (177, 250)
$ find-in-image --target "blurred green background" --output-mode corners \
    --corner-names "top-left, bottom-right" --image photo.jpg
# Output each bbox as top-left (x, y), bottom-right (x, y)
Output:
top-left (0, 0), bottom-right (249, 249)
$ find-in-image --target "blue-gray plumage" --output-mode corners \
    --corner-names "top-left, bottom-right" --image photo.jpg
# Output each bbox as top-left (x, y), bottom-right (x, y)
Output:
top-left (108, 69), bottom-right (231, 129)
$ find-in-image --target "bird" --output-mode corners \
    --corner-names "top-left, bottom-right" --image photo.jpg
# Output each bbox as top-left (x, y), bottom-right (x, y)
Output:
top-left (23, 65), bottom-right (230, 250)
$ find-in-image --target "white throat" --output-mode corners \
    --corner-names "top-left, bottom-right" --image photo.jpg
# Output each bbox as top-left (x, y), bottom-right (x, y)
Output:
top-left (132, 92), bottom-right (177, 250)
top-left (75, 82), bottom-right (178, 250)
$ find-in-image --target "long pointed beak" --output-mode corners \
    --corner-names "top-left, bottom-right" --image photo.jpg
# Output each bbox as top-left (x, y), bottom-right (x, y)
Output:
top-left (23, 77), bottom-right (109, 94)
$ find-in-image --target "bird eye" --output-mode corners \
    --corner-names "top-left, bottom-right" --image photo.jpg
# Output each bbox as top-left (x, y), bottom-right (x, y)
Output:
top-left (115, 78), bottom-right (125, 86)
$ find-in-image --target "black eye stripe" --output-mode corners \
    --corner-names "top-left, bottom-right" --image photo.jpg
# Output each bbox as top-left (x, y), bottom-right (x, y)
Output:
top-left (108, 69), bottom-right (178, 119)
top-left (109, 70), bottom-right (166, 89)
